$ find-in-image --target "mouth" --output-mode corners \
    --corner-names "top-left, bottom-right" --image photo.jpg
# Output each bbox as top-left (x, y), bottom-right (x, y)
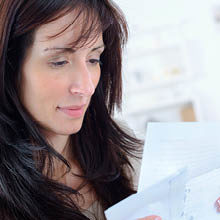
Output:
top-left (57, 104), bottom-right (86, 118)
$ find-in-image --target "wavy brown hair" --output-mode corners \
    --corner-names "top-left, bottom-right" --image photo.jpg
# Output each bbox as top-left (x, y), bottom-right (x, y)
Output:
top-left (0, 0), bottom-right (143, 219)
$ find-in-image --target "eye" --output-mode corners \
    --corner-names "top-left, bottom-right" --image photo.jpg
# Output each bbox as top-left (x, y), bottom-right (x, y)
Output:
top-left (49, 60), bottom-right (68, 68)
top-left (88, 59), bottom-right (103, 66)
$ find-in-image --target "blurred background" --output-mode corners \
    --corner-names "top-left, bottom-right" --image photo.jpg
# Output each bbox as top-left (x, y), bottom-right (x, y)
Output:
top-left (114, 0), bottom-right (220, 139)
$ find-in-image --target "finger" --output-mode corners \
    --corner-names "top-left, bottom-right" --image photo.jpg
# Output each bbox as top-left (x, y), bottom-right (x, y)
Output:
top-left (215, 198), bottom-right (220, 212)
top-left (137, 215), bottom-right (162, 220)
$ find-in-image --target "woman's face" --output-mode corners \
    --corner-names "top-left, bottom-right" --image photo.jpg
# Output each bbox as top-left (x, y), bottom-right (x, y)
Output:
top-left (20, 12), bottom-right (104, 139)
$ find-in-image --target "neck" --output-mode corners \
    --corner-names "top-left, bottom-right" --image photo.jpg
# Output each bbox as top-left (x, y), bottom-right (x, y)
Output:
top-left (41, 131), bottom-right (72, 178)
top-left (42, 130), bottom-right (70, 156)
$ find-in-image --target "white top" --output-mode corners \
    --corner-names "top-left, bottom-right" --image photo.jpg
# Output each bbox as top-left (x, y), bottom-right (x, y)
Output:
top-left (81, 200), bottom-right (106, 220)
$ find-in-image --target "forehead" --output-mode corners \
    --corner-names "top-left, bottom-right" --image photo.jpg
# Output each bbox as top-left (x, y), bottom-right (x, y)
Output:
top-left (33, 11), bottom-right (103, 49)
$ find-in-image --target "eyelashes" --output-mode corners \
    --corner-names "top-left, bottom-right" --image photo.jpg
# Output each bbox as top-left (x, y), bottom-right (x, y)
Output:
top-left (49, 59), bottom-right (102, 69)
top-left (89, 59), bottom-right (103, 66)
top-left (49, 60), bottom-right (68, 68)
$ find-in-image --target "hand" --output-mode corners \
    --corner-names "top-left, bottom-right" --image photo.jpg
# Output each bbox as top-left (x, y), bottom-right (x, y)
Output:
top-left (215, 197), bottom-right (220, 212)
top-left (137, 215), bottom-right (162, 220)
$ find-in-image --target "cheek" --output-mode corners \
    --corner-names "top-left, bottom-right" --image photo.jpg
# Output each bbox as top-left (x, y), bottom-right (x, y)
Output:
top-left (21, 72), bottom-right (65, 112)
top-left (92, 68), bottom-right (101, 88)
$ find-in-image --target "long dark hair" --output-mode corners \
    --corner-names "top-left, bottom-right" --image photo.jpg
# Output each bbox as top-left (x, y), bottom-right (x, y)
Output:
top-left (0, 0), bottom-right (143, 219)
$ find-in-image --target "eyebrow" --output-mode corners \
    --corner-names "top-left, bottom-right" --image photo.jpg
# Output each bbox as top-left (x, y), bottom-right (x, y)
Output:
top-left (43, 44), bottom-right (105, 54)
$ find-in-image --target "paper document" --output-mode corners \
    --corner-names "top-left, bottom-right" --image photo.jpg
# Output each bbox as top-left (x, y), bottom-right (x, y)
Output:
top-left (139, 122), bottom-right (220, 191)
top-left (105, 122), bottom-right (220, 220)
top-left (138, 122), bottom-right (220, 220)
top-left (183, 168), bottom-right (220, 219)
top-left (105, 168), bottom-right (187, 220)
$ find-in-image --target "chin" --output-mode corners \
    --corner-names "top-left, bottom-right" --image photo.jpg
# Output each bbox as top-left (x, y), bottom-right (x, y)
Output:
top-left (60, 125), bottom-right (83, 135)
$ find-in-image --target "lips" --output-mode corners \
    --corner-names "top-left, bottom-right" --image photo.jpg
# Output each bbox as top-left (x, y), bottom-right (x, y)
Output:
top-left (57, 104), bottom-right (86, 118)
top-left (59, 104), bottom-right (86, 109)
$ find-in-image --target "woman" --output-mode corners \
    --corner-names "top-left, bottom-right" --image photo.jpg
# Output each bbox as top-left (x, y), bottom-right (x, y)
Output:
top-left (0, 0), bottom-right (162, 219)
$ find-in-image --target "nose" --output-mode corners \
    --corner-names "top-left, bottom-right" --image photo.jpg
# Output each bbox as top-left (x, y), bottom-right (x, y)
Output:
top-left (69, 62), bottom-right (95, 97)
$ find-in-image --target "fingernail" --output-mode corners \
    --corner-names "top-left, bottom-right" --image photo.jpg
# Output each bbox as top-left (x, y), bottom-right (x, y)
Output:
top-left (217, 200), bottom-right (220, 206)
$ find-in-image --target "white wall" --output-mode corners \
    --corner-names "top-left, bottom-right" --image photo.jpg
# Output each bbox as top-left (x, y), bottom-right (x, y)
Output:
top-left (113, 0), bottom-right (220, 137)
